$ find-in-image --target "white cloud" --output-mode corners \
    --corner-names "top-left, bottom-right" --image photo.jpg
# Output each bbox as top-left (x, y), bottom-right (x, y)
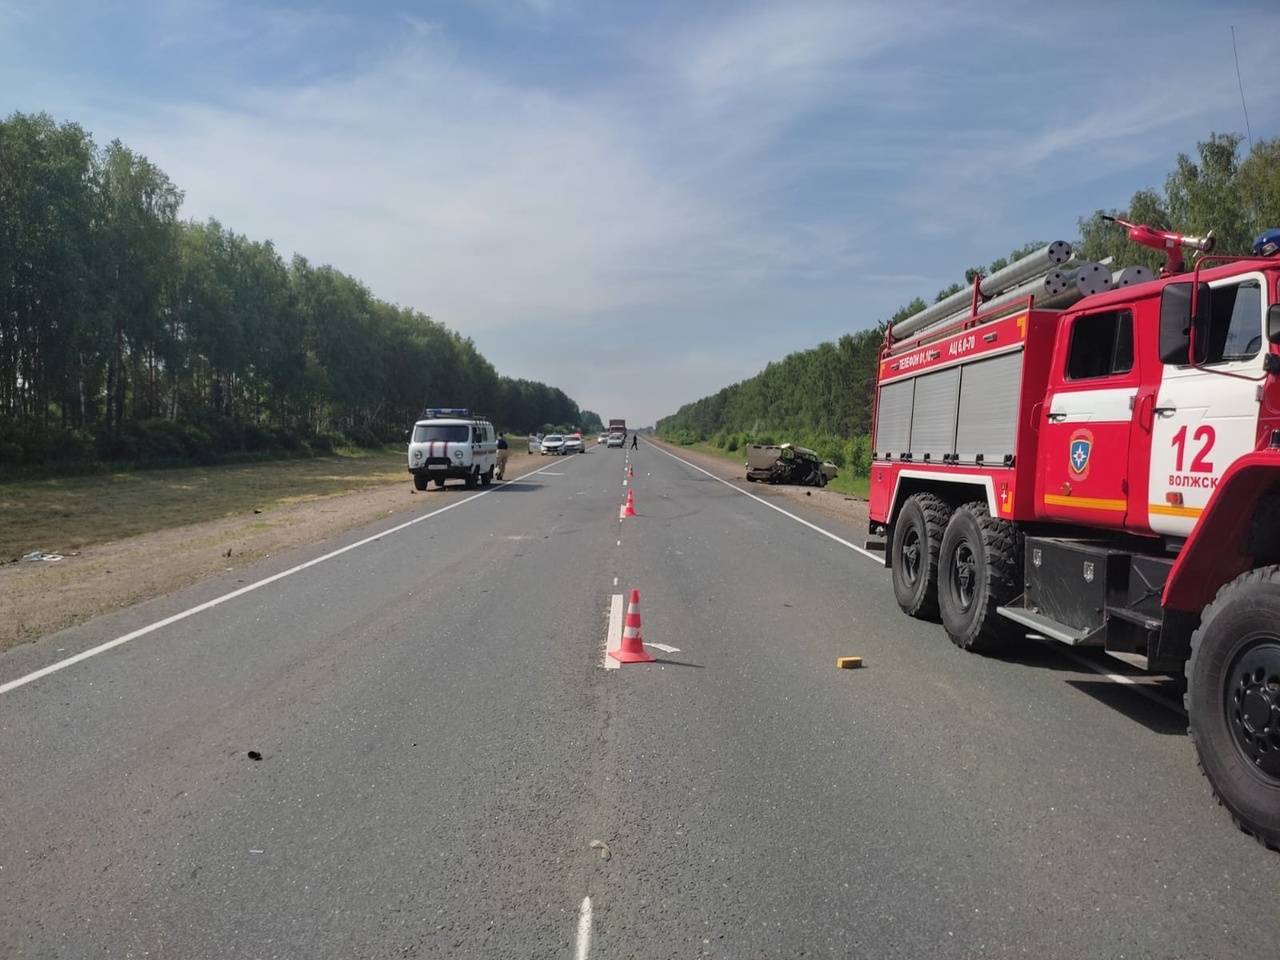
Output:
top-left (6, 1), bottom-right (1277, 424)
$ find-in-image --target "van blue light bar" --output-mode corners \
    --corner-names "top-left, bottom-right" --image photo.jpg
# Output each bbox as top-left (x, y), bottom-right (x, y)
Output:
top-left (422, 407), bottom-right (472, 419)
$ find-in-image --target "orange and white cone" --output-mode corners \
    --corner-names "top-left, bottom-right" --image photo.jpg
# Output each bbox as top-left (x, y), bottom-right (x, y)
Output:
top-left (609, 589), bottom-right (654, 663)
top-left (627, 464), bottom-right (634, 479)
top-left (623, 488), bottom-right (636, 517)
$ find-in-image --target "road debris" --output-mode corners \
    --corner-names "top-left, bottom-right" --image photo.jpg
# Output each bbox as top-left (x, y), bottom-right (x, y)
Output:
top-left (247, 750), bottom-right (263, 761)
top-left (21, 550), bottom-right (63, 562)
top-left (589, 840), bottom-right (611, 861)
top-left (836, 656), bottom-right (864, 669)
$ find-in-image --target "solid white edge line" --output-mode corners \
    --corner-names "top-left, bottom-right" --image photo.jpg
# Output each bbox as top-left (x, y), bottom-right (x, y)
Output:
top-left (0, 457), bottom-right (572, 696)
top-left (648, 439), bottom-right (1187, 716)
top-left (648, 441), bottom-right (883, 562)
top-left (603, 594), bottom-right (623, 670)
top-left (575, 896), bottom-right (593, 960)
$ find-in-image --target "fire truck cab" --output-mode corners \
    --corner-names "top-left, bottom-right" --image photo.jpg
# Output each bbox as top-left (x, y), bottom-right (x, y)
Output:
top-left (870, 240), bottom-right (1280, 849)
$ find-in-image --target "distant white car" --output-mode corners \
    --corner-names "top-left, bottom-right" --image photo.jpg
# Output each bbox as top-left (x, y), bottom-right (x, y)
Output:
top-left (597, 434), bottom-right (607, 444)
top-left (606, 432), bottom-right (624, 448)
top-left (563, 435), bottom-right (584, 454)
top-left (541, 434), bottom-right (565, 455)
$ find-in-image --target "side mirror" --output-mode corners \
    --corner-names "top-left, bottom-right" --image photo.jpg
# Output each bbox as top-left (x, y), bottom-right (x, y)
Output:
top-left (1268, 303), bottom-right (1280, 346)
top-left (1159, 281), bottom-right (1211, 365)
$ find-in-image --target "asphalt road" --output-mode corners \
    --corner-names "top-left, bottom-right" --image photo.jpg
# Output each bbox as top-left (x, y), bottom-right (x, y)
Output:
top-left (2, 441), bottom-right (1277, 958)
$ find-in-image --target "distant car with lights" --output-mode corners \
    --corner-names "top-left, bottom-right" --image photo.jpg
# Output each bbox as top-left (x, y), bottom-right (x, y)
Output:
top-left (406, 409), bottom-right (497, 490)
top-left (540, 434), bottom-right (566, 455)
top-left (606, 432), bottom-right (625, 448)
top-left (562, 435), bottom-right (584, 454)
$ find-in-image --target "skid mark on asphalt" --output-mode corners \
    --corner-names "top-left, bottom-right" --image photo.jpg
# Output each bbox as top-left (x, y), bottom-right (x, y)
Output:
top-left (0, 457), bottom-right (574, 696)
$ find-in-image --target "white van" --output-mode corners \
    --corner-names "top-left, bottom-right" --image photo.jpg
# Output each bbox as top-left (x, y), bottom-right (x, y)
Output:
top-left (407, 409), bottom-right (498, 490)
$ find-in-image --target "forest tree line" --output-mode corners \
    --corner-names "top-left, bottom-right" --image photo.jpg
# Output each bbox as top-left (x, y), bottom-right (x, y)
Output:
top-left (658, 132), bottom-right (1280, 473)
top-left (1, 111), bottom-right (592, 467)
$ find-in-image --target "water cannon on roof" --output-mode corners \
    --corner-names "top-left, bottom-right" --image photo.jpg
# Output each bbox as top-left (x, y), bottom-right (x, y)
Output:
top-left (1102, 215), bottom-right (1215, 277)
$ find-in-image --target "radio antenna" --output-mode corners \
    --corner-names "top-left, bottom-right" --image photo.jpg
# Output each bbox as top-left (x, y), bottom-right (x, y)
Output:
top-left (1231, 25), bottom-right (1253, 149)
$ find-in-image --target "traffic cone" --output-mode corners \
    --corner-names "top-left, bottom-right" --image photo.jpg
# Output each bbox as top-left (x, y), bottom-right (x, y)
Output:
top-left (609, 589), bottom-right (654, 663)
top-left (627, 464), bottom-right (634, 479)
top-left (623, 489), bottom-right (636, 517)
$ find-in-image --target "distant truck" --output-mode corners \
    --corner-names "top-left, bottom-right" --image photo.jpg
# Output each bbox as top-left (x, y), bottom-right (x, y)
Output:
top-left (745, 444), bottom-right (838, 487)
top-left (607, 419), bottom-right (627, 448)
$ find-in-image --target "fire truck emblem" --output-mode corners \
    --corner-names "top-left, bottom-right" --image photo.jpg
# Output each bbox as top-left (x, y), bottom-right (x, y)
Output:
top-left (1068, 429), bottom-right (1093, 480)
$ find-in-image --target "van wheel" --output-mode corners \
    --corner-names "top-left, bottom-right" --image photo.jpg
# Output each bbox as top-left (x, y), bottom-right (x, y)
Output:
top-left (433, 477), bottom-right (445, 488)
top-left (1186, 566), bottom-right (1280, 851)
top-left (412, 474), bottom-right (428, 491)
top-left (481, 467), bottom-right (493, 487)
top-left (464, 470), bottom-right (478, 489)
top-left (891, 493), bottom-right (951, 619)
top-left (938, 502), bottom-right (1019, 652)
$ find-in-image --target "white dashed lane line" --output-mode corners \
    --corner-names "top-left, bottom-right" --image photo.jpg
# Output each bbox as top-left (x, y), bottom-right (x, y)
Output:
top-left (601, 594), bottom-right (623, 670)
top-left (575, 896), bottom-right (593, 959)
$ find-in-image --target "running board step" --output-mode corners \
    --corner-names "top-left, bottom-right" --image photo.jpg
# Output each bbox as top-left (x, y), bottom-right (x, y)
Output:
top-left (996, 604), bottom-right (1104, 646)
top-left (862, 539), bottom-right (886, 552)
top-left (1104, 606), bottom-right (1162, 633)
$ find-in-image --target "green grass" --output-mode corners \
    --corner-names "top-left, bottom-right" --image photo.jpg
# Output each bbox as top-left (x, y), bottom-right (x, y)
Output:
top-left (671, 440), bottom-right (870, 499)
top-left (0, 446), bottom-right (407, 560)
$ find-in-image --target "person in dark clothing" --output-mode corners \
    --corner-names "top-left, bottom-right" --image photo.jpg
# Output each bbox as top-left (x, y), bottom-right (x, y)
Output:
top-left (495, 433), bottom-right (509, 479)
top-left (631, 433), bottom-right (638, 450)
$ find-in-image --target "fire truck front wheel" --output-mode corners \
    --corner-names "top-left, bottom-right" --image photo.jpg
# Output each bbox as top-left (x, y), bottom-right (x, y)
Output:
top-left (1187, 565), bottom-right (1280, 851)
top-left (890, 493), bottom-right (951, 619)
top-left (937, 502), bottom-right (1019, 653)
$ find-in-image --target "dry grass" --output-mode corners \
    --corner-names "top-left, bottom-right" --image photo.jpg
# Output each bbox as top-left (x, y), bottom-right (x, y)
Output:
top-left (0, 448), bottom-right (406, 561)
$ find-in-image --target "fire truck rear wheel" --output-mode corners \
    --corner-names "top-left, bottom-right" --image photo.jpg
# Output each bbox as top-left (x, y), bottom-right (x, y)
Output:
top-left (937, 501), bottom-right (1019, 653)
top-left (1186, 566), bottom-right (1280, 852)
top-left (890, 493), bottom-right (951, 619)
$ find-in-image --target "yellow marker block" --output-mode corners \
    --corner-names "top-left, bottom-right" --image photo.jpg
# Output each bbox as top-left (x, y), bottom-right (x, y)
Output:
top-left (836, 656), bottom-right (863, 669)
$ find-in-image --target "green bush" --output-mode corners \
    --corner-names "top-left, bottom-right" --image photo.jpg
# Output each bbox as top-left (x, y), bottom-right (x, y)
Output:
top-left (347, 424), bottom-right (381, 448)
top-left (271, 426), bottom-right (304, 451)
top-left (307, 431), bottom-right (343, 453)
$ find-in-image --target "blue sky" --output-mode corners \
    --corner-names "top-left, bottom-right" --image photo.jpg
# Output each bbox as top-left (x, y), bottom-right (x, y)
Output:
top-left (3, 1), bottom-right (1278, 425)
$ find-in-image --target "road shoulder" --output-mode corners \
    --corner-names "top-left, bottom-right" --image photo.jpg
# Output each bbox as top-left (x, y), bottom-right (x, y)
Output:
top-left (0, 451), bottom-right (539, 650)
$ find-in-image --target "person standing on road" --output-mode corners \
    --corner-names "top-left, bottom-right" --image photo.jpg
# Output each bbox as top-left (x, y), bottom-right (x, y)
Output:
top-left (496, 433), bottom-right (510, 480)
top-left (631, 433), bottom-right (638, 450)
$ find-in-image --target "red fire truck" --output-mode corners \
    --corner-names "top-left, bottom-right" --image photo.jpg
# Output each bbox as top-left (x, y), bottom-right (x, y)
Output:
top-left (869, 224), bottom-right (1280, 848)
